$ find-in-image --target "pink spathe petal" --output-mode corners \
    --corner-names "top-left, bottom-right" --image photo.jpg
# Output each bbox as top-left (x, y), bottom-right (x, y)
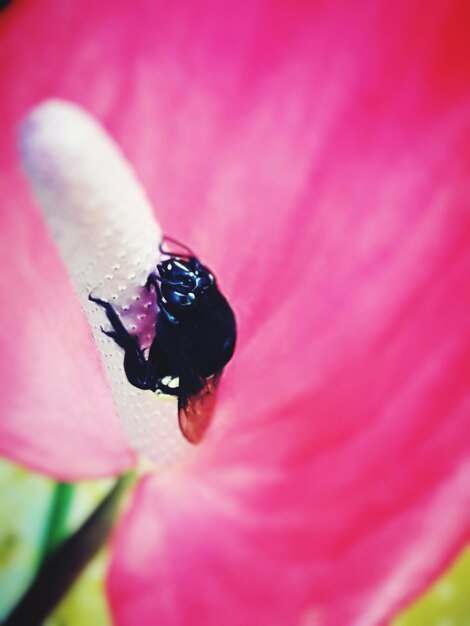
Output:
top-left (109, 462), bottom-right (469, 626)
top-left (102, 2), bottom-right (468, 626)
top-left (0, 168), bottom-right (134, 479)
top-left (0, 0), bottom-right (469, 623)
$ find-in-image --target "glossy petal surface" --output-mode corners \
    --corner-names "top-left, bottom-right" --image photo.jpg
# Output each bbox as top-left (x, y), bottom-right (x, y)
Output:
top-left (0, 0), bottom-right (469, 624)
top-left (97, 1), bottom-right (469, 624)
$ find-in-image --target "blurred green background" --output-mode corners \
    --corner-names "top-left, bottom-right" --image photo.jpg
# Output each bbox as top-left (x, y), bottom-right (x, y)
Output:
top-left (0, 457), bottom-right (468, 625)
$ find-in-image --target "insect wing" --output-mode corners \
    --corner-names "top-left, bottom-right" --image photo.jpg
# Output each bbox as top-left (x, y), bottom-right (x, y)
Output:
top-left (178, 369), bottom-right (222, 444)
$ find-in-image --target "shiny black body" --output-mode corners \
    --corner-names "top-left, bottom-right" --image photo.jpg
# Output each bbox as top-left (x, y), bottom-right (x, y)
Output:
top-left (89, 239), bottom-right (236, 438)
top-left (0, 1), bottom-right (14, 12)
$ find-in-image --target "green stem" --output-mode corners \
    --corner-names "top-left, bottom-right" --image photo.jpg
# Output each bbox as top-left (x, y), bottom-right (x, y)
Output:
top-left (4, 473), bottom-right (134, 626)
top-left (35, 482), bottom-right (75, 571)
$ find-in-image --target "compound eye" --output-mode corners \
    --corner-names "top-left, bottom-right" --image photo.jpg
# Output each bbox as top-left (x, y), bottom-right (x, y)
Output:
top-left (181, 273), bottom-right (196, 289)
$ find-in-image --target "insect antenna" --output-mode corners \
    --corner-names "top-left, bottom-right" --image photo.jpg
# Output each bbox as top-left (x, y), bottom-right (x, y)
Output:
top-left (159, 235), bottom-right (196, 259)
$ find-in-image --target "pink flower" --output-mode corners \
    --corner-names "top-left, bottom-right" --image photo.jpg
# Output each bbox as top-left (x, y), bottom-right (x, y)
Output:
top-left (1, 1), bottom-right (469, 625)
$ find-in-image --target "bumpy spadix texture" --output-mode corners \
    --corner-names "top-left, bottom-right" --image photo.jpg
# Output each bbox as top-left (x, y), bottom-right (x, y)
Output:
top-left (20, 101), bottom-right (190, 466)
top-left (0, 0), bottom-right (469, 625)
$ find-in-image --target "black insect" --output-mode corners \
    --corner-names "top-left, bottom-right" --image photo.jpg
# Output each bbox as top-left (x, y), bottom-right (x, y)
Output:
top-left (0, 0), bottom-right (14, 12)
top-left (89, 237), bottom-right (236, 443)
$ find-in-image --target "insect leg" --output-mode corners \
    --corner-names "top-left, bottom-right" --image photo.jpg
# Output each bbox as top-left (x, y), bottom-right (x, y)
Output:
top-left (145, 275), bottom-right (179, 325)
top-left (89, 295), bottom-right (133, 349)
top-left (88, 294), bottom-right (158, 390)
top-left (145, 272), bottom-right (160, 292)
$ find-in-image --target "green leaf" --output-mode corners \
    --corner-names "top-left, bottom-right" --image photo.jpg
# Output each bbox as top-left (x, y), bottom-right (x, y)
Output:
top-left (394, 547), bottom-right (470, 626)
